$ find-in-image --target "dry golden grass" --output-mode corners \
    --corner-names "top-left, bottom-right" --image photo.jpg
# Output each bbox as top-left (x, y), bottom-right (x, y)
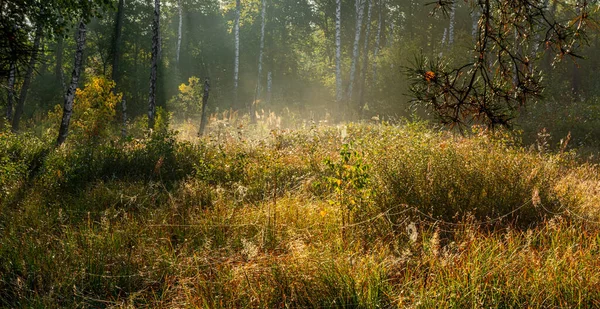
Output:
top-left (2, 122), bottom-right (600, 308)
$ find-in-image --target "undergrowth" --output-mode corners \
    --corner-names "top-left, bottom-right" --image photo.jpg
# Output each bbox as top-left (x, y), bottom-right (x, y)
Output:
top-left (1, 122), bottom-right (600, 308)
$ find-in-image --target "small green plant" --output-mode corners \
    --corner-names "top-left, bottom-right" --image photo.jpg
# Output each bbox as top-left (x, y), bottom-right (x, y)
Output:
top-left (324, 142), bottom-right (373, 236)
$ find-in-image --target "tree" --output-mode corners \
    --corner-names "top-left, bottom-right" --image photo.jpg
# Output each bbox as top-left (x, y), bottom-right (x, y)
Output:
top-left (111, 0), bottom-right (126, 136)
top-left (358, 0), bottom-right (373, 115)
top-left (6, 59), bottom-right (16, 122)
top-left (57, 20), bottom-right (88, 146)
top-left (55, 0), bottom-right (113, 145)
top-left (233, 0), bottom-right (240, 108)
top-left (251, 0), bottom-right (267, 123)
top-left (335, 0), bottom-right (342, 111)
top-left (111, 0), bottom-right (125, 85)
top-left (447, 0), bottom-right (456, 47)
top-left (347, 0), bottom-right (366, 115)
top-left (176, 0), bottom-right (183, 64)
top-left (407, 0), bottom-right (595, 129)
top-left (199, 77), bottom-right (210, 136)
top-left (148, 0), bottom-right (160, 130)
top-left (371, 0), bottom-right (382, 83)
top-left (0, 0), bottom-right (111, 80)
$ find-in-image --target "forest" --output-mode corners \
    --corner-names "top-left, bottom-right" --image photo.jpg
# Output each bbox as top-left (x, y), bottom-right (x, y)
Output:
top-left (2, 0), bottom-right (600, 307)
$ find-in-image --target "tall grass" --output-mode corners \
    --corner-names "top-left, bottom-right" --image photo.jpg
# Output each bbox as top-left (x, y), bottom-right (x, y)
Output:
top-left (1, 122), bottom-right (600, 308)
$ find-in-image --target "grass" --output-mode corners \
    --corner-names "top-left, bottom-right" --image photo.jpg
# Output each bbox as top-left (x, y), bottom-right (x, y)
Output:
top-left (1, 121), bottom-right (600, 308)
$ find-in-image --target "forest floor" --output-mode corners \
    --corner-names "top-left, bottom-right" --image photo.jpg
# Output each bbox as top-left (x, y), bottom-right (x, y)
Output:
top-left (2, 121), bottom-right (600, 308)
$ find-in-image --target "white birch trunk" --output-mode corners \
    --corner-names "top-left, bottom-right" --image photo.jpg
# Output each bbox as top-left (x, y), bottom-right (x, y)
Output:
top-left (267, 71), bottom-right (272, 104)
top-left (335, 0), bottom-right (342, 104)
top-left (448, 1), bottom-right (456, 46)
top-left (358, 0), bottom-right (372, 113)
top-left (388, 21), bottom-right (394, 47)
top-left (233, 0), bottom-right (240, 106)
top-left (347, 0), bottom-right (365, 106)
top-left (6, 62), bottom-right (15, 122)
top-left (177, 0), bottom-right (182, 64)
top-left (471, 9), bottom-right (479, 42)
top-left (372, 0), bottom-right (382, 83)
top-left (388, 21), bottom-right (394, 69)
top-left (57, 21), bottom-right (87, 146)
top-left (440, 28), bottom-right (447, 56)
top-left (148, 0), bottom-right (160, 129)
top-left (252, 0), bottom-right (266, 122)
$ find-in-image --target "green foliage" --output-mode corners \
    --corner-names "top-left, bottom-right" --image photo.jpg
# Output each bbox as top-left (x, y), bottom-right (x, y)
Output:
top-left (0, 129), bottom-right (49, 205)
top-left (324, 141), bottom-right (374, 231)
top-left (73, 76), bottom-right (121, 142)
top-left (169, 76), bottom-right (203, 120)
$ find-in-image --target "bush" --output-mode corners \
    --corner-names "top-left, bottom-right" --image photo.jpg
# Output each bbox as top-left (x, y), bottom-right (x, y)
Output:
top-left (0, 129), bottom-right (49, 206)
top-left (345, 124), bottom-right (564, 228)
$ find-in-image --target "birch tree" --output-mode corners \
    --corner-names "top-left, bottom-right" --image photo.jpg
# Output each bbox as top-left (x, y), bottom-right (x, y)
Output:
top-left (371, 0), bottom-right (382, 83)
top-left (233, 0), bottom-right (240, 107)
top-left (176, 0), bottom-right (182, 64)
top-left (471, 8), bottom-right (479, 42)
top-left (251, 0), bottom-right (267, 123)
top-left (358, 0), bottom-right (372, 114)
top-left (267, 71), bottom-right (272, 104)
top-left (335, 0), bottom-right (342, 106)
top-left (346, 0), bottom-right (365, 110)
top-left (6, 61), bottom-right (16, 122)
top-left (57, 21), bottom-right (87, 146)
top-left (148, 0), bottom-right (160, 130)
top-left (448, 1), bottom-right (456, 46)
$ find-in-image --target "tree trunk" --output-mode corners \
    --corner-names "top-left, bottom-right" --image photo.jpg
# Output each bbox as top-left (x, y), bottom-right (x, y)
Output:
top-left (111, 0), bottom-right (126, 136)
top-left (388, 21), bottom-right (394, 47)
top-left (471, 8), bottom-right (479, 43)
top-left (572, 3), bottom-right (581, 95)
top-left (148, 0), bottom-right (160, 130)
top-left (267, 71), bottom-right (272, 104)
top-left (177, 0), bottom-right (182, 64)
top-left (121, 98), bottom-right (127, 137)
top-left (358, 0), bottom-right (372, 116)
top-left (233, 0), bottom-right (240, 108)
top-left (335, 0), bottom-right (342, 106)
top-left (347, 0), bottom-right (365, 113)
top-left (448, 1), bottom-right (456, 46)
top-left (372, 0), bottom-right (382, 83)
top-left (111, 0), bottom-right (125, 84)
top-left (251, 0), bottom-right (266, 123)
top-left (57, 21), bottom-right (87, 146)
top-left (199, 78), bottom-right (210, 136)
top-left (440, 28), bottom-right (447, 56)
top-left (6, 61), bottom-right (16, 122)
top-left (12, 24), bottom-right (43, 131)
top-left (543, 0), bottom-right (558, 72)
